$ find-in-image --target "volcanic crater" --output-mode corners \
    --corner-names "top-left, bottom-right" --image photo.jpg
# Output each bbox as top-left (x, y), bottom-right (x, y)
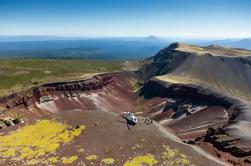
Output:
top-left (1, 43), bottom-right (251, 166)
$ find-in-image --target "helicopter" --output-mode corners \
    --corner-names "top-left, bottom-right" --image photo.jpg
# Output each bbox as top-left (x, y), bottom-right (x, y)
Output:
top-left (120, 112), bottom-right (138, 129)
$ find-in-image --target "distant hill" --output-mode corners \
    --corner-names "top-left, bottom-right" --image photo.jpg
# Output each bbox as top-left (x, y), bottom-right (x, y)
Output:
top-left (0, 37), bottom-right (168, 60)
top-left (193, 38), bottom-right (251, 50)
top-left (145, 35), bottom-right (159, 40)
top-left (1, 36), bottom-right (250, 60)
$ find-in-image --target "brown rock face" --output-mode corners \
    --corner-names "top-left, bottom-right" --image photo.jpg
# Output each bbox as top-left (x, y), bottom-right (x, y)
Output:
top-left (204, 128), bottom-right (251, 158)
top-left (0, 94), bottom-right (28, 109)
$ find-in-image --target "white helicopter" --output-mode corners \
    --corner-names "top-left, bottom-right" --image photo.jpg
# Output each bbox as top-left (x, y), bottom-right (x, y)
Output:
top-left (120, 112), bottom-right (138, 129)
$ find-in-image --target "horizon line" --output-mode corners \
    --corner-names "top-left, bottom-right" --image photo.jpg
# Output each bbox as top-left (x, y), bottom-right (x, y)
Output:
top-left (0, 34), bottom-right (250, 40)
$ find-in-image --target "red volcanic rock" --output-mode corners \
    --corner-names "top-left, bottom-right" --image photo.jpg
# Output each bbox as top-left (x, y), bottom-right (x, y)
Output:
top-left (42, 75), bottom-right (112, 92)
top-left (4, 95), bottom-right (28, 109)
top-left (203, 128), bottom-right (251, 158)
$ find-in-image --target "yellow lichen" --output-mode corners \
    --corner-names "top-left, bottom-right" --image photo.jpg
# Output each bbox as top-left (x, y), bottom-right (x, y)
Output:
top-left (162, 150), bottom-right (176, 159)
top-left (78, 148), bottom-right (84, 153)
top-left (48, 157), bottom-right (58, 163)
top-left (101, 158), bottom-right (115, 165)
top-left (161, 145), bottom-right (194, 166)
top-left (135, 144), bottom-right (141, 149)
top-left (123, 154), bottom-right (158, 166)
top-left (86, 154), bottom-right (98, 160)
top-left (61, 155), bottom-right (78, 164)
top-left (1, 147), bottom-right (16, 157)
top-left (176, 158), bottom-right (190, 165)
top-left (0, 119), bottom-right (85, 165)
top-left (104, 146), bottom-right (111, 152)
top-left (180, 154), bottom-right (188, 158)
top-left (26, 159), bottom-right (41, 165)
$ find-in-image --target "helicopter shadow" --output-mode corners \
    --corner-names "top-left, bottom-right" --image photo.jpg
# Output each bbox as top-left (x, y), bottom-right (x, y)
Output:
top-left (116, 119), bottom-right (131, 130)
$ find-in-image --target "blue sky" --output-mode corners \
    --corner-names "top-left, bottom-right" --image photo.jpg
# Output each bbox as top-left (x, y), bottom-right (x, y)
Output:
top-left (0, 0), bottom-right (251, 38)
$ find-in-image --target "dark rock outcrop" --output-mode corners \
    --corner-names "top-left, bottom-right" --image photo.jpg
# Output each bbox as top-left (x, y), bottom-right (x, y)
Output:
top-left (204, 128), bottom-right (251, 158)
top-left (42, 75), bottom-right (112, 91)
top-left (140, 78), bottom-right (236, 109)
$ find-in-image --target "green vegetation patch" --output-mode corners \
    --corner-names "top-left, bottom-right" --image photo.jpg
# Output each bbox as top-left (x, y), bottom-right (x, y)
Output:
top-left (0, 59), bottom-right (122, 96)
